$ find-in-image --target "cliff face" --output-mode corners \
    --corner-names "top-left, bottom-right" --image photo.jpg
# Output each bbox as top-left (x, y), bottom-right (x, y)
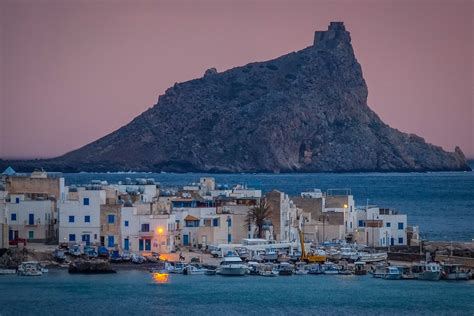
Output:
top-left (2, 22), bottom-right (471, 173)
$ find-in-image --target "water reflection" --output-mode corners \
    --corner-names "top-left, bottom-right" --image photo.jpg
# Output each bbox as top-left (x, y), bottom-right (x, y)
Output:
top-left (152, 272), bottom-right (170, 284)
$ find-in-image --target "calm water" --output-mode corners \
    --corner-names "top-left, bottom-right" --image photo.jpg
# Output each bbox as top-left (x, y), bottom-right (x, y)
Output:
top-left (64, 164), bottom-right (474, 241)
top-left (0, 270), bottom-right (472, 315)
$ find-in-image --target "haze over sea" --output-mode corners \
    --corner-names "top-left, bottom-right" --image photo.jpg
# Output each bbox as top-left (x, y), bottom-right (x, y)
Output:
top-left (64, 161), bottom-right (474, 242)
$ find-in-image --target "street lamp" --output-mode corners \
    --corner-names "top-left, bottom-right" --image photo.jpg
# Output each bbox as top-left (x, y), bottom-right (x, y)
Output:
top-left (156, 227), bottom-right (164, 253)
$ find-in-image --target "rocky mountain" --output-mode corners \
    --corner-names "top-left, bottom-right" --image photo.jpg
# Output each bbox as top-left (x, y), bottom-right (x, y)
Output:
top-left (2, 22), bottom-right (470, 173)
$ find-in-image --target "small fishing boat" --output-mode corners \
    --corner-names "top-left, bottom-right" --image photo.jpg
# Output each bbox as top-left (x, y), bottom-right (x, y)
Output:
top-left (0, 269), bottom-right (17, 275)
top-left (17, 262), bottom-right (43, 276)
top-left (354, 262), bottom-right (367, 275)
top-left (205, 269), bottom-right (217, 275)
top-left (169, 262), bottom-right (186, 274)
top-left (441, 264), bottom-right (470, 280)
top-left (370, 263), bottom-right (387, 278)
top-left (262, 249), bottom-right (278, 262)
top-left (412, 262), bottom-right (441, 281)
top-left (247, 261), bottom-right (260, 275)
top-left (259, 263), bottom-right (278, 277)
top-left (398, 266), bottom-right (416, 280)
top-left (277, 262), bottom-right (294, 276)
top-left (322, 263), bottom-right (339, 275)
top-left (294, 262), bottom-right (308, 275)
top-left (307, 264), bottom-right (323, 275)
top-left (358, 252), bottom-right (388, 263)
top-left (183, 265), bottom-right (207, 275)
top-left (383, 266), bottom-right (402, 280)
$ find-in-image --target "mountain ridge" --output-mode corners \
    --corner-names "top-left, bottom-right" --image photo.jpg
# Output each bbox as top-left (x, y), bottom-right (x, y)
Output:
top-left (1, 22), bottom-right (471, 173)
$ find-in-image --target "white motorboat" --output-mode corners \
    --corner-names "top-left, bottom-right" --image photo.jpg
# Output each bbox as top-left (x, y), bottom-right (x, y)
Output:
top-left (183, 264), bottom-right (207, 275)
top-left (262, 249), bottom-right (278, 262)
top-left (259, 263), bottom-right (278, 277)
top-left (294, 262), bottom-right (308, 275)
top-left (17, 261), bottom-right (43, 276)
top-left (0, 269), bottom-right (17, 275)
top-left (358, 252), bottom-right (388, 263)
top-left (340, 247), bottom-right (359, 261)
top-left (370, 263), bottom-right (387, 278)
top-left (322, 263), bottom-right (339, 275)
top-left (383, 266), bottom-right (402, 280)
top-left (217, 254), bottom-right (247, 276)
top-left (276, 262), bottom-right (294, 276)
top-left (169, 262), bottom-right (186, 274)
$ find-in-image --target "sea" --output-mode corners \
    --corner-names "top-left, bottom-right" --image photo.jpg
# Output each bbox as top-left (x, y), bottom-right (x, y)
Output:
top-left (0, 270), bottom-right (473, 315)
top-left (62, 162), bottom-right (474, 242)
top-left (1, 165), bottom-right (474, 315)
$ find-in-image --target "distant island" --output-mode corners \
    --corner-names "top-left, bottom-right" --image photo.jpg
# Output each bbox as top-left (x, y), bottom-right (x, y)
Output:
top-left (1, 22), bottom-right (470, 173)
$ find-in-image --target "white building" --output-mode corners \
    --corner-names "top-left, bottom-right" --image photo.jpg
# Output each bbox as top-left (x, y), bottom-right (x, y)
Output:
top-left (120, 205), bottom-right (176, 253)
top-left (58, 188), bottom-right (106, 245)
top-left (6, 194), bottom-right (55, 242)
top-left (354, 207), bottom-right (408, 247)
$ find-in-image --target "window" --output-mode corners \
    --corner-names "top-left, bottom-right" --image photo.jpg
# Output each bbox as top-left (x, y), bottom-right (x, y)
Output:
top-left (69, 234), bottom-right (76, 242)
top-left (398, 237), bottom-right (404, 244)
top-left (124, 220), bottom-right (129, 227)
top-left (11, 213), bottom-right (16, 221)
top-left (228, 234), bottom-right (232, 243)
top-left (227, 218), bottom-right (232, 227)
top-left (398, 222), bottom-right (404, 230)
top-left (84, 216), bottom-right (90, 223)
top-left (28, 214), bottom-right (34, 225)
top-left (212, 218), bottom-right (219, 227)
top-left (141, 223), bottom-right (150, 232)
top-left (108, 214), bottom-right (115, 224)
top-left (28, 231), bottom-right (34, 239)
top-left (83, 198), bottom-right (90, 206)
top-left (386, 222), bottom-right (391, 227)
top-left (350, 222), bottom-right (352, 229)
top-left (69, 216), bottom-right (75, 223)
top-left (15, 197), bottom-right (20, 204)
top-left (358, 220), bottom-right (364, 227)
top-left (185, 220), bottom-right (199, 228)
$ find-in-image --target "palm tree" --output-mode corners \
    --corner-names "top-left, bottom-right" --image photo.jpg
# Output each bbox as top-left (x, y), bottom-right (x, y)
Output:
top-left (245, 199), bottom-right (272, 238)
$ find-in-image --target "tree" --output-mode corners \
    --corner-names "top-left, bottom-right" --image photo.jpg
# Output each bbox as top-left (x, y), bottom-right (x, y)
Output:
top-left (245, 199), bottom-right (272, 239)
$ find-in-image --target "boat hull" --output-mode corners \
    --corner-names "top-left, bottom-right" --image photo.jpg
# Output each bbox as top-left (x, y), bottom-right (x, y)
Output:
top-left (218, 267), bottom-right (247, 276)
top-left (417, 272), bottom-right (441, 281)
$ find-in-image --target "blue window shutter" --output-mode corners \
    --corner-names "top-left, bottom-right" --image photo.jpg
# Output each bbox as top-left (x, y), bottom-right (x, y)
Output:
top-left (83, 198), bottom-right (90, 206)
top-left (69, 234), bottom-right (76, 241)
top-left (108, 214), bottom-right (115, 224)
top-left (125, 220), bottom-right (129, 227)
top-left (84, 216), bottom-right (90, 223)
top-left (69, 216), bottom-right (75, 223)
top-left (398, 222), bottom-right (404, 230)
top-left (11, 213), bottom-right (16, 221)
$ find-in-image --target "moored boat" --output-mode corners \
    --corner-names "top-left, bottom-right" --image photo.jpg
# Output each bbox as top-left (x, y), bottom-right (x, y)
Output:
top-left (383, 266), bottom-right (402, 280)
top-left (217, 253), bottom-right (247, 276)
top-left (17, 261), bottom-right (43, 276)
top-left (277, 262), bottom-right (294, 276)
top-left (441, 263), bottom-right (470, 280)
top-left (354, 262), bottom-right (367, 275)
top-left (412, 262), bottom-right (441, 281)
top-left (183, 264), bottom-right (207, 275)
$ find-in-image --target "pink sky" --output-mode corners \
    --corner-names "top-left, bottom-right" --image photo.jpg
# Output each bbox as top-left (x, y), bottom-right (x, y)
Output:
top-left (1, 0), bottom-right (473, 159)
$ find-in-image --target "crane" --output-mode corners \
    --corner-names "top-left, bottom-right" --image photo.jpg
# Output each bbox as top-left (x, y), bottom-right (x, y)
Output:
top-left (298, 227), bottom-right (326, 263)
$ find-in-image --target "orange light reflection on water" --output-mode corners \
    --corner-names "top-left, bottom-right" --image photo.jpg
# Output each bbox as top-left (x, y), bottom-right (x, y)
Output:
top-left (152, 272), bottom-right (169, 284)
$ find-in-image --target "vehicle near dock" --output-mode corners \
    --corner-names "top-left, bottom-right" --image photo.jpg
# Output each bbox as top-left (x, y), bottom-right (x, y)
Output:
top-left (84, 246), bottom-right (98, 259)
top-left (441, 264), bottom-right (470, 280)
top-left (298, 228), bottom-right (326, 263)
top-left (121, 251), bottom-right (132, 262)
top-left (17, 261), bottom-right (43, 276)
top-left (68, 245), bottom-right (82, 257)
top-left (110, 250), bottom-right (122, 262)
top-left (53, 249), bottom-right (66, 261)
top-left (97, 246), bottom-right (109, 258)
top-left (217, 253), bottom-right (247, 276)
